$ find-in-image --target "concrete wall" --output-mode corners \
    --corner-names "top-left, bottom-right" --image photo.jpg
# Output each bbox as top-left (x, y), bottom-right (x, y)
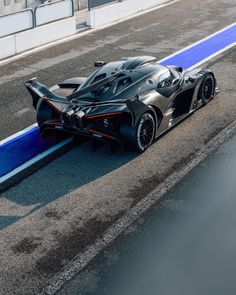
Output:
top-left (0, 35), bottom-right (15, 59)
top-left (15, 16), bottom-right (76, 53)
top-left (0, 0), bottom-right (75, 60)
top-left (87, 0), bottom-right (170, 28)
top-left (0, 16), bottom-right (76, 60)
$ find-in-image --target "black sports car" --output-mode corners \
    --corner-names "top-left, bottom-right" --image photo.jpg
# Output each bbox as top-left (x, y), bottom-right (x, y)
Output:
top-left (25, 56), bottom-right (219, 152)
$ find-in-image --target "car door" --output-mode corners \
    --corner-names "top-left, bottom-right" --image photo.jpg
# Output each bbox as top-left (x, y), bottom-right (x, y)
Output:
top-left (156, 69), bottom-right (180, 99)
top-left (155, 69), bottom-right (182, 134)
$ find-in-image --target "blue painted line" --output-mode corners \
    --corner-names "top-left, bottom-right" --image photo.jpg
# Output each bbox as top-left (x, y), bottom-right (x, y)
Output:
top-left (160, 24), bottom-right (236, 68)
top-left (0, 125), bottom-right (38, 148)
top-left (0, 128), bottom-right (57, 177)
top-left (0, 23), bottom-right (236, 180)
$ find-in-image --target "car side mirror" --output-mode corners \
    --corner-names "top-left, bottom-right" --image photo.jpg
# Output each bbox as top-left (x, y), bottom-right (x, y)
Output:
top-left (177, 66), bottom-right (183, 72)
top-left (94, 61), bottom-right (106, 67)
top-left (172, 78), bottom-right (180, 85)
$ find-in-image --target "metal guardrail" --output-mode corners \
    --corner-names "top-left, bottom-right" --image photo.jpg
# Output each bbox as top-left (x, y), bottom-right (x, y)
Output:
top-left (0, 0), bottom-right (74, 38)
top-left (35, 0), bottom-right (74, 26)
top-left (88, 0), bottom-right (118, 10)
top-left (0, 8), bottom-right (34, 38)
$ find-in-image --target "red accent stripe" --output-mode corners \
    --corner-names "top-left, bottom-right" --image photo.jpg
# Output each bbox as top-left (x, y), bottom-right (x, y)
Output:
top-left (89, 129), bottom-right (116, 140)
top-left (85, 112), bottom-right (122, 120)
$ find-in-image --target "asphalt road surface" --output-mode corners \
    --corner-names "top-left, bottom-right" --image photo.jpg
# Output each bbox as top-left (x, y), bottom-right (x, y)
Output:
top-left (0, 0), bottom-right (236, 294)
top-left (57, 130), bottom-right (236, 295)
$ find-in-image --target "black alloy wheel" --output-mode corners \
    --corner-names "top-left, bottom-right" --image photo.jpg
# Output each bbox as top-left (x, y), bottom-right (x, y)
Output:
top-left (135, 112), bottom-right (155, 152)
top-left (200, 74), bottom-right (215, 105)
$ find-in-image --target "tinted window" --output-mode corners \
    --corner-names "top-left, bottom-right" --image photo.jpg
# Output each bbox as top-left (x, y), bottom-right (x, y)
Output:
top-left (157, 70), bottom-right (173, 88)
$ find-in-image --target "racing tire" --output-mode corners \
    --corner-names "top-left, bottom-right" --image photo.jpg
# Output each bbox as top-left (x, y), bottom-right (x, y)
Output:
top-left (121, 112), bottom-right (156, 153)
top-left (199, 74), bottom-right (215, 106)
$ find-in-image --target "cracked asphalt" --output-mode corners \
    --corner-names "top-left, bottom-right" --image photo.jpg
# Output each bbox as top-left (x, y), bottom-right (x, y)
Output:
top-left (0, 0), bottom-right (236, 294)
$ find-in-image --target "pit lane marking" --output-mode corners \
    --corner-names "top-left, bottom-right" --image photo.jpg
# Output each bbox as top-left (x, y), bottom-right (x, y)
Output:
top-left (1, 22), bottom-right (236, 186)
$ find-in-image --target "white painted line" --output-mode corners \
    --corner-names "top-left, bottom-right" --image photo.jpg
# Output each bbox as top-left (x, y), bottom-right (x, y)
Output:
top-left (158, 22), bottom-right (236, 64)
top-left (41, 119), bottom-right (236, 295)
top-left (0, 137), bottom-right (73, 184)
top-left (0, 0), bottom-right (180, 67)
top-left (0, 123), bottom-right (38, 146)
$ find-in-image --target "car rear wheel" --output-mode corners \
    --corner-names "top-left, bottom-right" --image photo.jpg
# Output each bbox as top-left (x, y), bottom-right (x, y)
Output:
top-left (120, 112), bottom-right (156, 152)
top-left (199, 74), bottom-right (215, 105)
top-left (135, 113), bottom-right (155, 152)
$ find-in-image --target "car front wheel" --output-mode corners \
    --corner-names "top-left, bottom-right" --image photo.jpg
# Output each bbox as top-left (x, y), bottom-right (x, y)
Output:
top-left (199, 74), bottom-right (215, 105)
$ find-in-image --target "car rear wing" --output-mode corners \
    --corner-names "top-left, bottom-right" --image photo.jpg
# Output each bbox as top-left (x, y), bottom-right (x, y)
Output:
top-left (24, 78), bottom-right (69, 109)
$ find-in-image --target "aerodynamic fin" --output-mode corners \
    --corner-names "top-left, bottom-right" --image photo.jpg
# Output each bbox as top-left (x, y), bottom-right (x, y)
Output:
top-left (24, 77), bottom-right (69, 109)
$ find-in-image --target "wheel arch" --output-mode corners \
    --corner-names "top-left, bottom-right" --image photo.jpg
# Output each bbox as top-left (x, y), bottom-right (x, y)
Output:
top-left (148, 105), bottom-right (163, 127)
top-left (202, 69), bottom-right (217, 84)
